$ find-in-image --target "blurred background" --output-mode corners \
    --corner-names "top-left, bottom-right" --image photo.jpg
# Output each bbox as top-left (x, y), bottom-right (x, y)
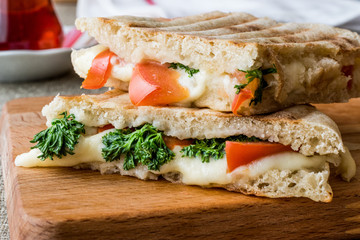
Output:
top-left (1, 0), bottom-right (360, 238)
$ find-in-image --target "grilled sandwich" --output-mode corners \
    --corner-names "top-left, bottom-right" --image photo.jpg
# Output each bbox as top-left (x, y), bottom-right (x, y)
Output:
top-left (15, 90), bottom-right (356, 202)
top-left (72, 11), bottom-right (360, 115)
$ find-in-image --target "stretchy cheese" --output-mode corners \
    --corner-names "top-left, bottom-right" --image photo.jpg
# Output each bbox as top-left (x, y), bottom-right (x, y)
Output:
top-left (15, 130), bottom-right (336, 186)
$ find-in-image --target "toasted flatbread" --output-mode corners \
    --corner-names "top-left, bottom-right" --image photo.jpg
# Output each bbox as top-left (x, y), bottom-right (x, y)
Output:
top-left (15, 90), bottom-right (356, 202)
top-left (43, 89), bottom-right (343, 156)
top-left (73, 11), bottom-right (360, 115)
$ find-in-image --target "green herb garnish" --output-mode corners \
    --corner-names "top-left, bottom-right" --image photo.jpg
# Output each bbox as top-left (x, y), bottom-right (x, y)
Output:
top-left (101, 124), bottom-right (175, 171)
top-left (168, 62), bottom-right (200, 77)
top-left (234, 66), bottom-right (277, 106)
top-left (180, 135), bottom-right (260, 163)
top-left (180, 139), bottom-right (226, 163)
top-left (30, 112), bottom-right (85, 161)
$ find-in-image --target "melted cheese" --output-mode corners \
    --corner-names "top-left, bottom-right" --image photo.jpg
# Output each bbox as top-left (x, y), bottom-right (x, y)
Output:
top-left (74, 45), bottom-right (108, 75)
top-left (15, 130), bottom-right (109, 167)
top-left (73, 45), bottom-right (216, 104)
top-left (337, 146), bottom-right (356, 181)
top-left (156, 146), bottom-right (232, 185)
top-left (74, 45), bottom-right (134, 82)
top-left (234, 152), bottom-right (326, 178)
top-left (15, 130), bottom-right (340, 186)
top-left (176, 69), bottom-right (207, 103)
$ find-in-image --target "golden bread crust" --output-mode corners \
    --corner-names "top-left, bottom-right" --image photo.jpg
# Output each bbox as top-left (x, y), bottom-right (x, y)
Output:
top-left (43, 89), bottom-right (344, 156)
top-left (74, 12), bottom-right (360, 115)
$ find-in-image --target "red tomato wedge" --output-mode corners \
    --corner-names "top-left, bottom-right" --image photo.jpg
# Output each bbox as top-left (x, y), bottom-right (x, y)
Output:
top-left (81, 49), bottom-right (116, 89)
top-left (225, 141), bottom-right (293, 172)
top-left (231, 71), bottom-right (259, 115)
top-left (97, 124), bottom-right (115, 133)
top-left (129, 61), bottom-right (189, 106)
top-left (163, 135), bottom-right (194, 150)
top-left (231, 89), bottom-right (253, 116)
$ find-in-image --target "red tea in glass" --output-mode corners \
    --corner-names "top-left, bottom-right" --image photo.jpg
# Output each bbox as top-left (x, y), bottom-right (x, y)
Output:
top-left (0, 0), bottom-right (63, 50)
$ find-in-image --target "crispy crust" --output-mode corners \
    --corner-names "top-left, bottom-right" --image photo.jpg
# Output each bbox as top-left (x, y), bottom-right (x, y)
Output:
top-left (75, 160), bottom-right (333, 202)
top-left (42, 89), bottom-right (344, 156)
top-left (74, 12), bottom-right (360, 115)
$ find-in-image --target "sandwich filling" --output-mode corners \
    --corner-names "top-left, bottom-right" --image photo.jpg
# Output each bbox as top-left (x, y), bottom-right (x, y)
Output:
top-left (73, 44), bottom-right (357, 115)
top-left (72, 45), bottom-right (277, 115)
top-left (15, 113), bottom-right (355, 200)
top-left (15, 129), bottom-right (329, 186)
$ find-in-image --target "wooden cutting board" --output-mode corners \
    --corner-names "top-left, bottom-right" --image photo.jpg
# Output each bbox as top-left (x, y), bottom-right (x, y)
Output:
top-left (1, 97), bottom-right (360, 240)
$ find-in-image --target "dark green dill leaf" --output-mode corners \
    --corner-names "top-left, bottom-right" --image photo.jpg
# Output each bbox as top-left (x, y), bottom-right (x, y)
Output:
top-left (180, 135), bottom-right (261, 162)
top-left (225, 135), bottom-right (261, 143)
top-left (235, 66), bottom-right (277, 106)
top-left (234, 83), bottom-right (249, 94)
top-left (249, 75), bottom-right (269, 106)
top-left (30, 112), bottom-right (85, 161)
top-left (181, 139), bottom-right (226, 163)
top-left (101, 124), bottom-right (175, 171)
top-left (261, 64), bottom-right (277, 75)
top-left (240, 69), bottom-right (263, 82)
top-left (168, 62), bottom-right (200, 77)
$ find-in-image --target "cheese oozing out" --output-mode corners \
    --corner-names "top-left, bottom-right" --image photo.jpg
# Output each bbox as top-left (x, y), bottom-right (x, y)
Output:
top-left (73, 45), bottom-right (240, 105)
top-left (15, 129), bottom-right (347, 186)
top-left (73, 44), bottom-right (134, 82)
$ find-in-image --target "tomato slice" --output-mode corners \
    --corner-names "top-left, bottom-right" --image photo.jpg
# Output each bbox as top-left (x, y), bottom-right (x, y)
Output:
top-left (231, 72), bottom-right (259, 115)
top-left (81, 49), bottom-right (116, 89)
top-left (231, 89), bottom-right (253, 116)
top-left (163, 136), bottom-right (194, 150)
top-left (129, 61), bottom-right (189, 106)
top-left (97, 124), bottom-right (115, 133)
top-left (225, 141), bottom-right (293, 172)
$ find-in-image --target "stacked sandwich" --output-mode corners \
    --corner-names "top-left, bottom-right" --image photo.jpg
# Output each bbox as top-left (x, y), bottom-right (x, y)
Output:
top-left (16, 11), bottom-right (360, 202)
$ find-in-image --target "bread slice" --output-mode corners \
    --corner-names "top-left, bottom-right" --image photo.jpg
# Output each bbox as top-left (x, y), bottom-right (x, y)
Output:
top-left (74, 159), bottom-right (333, 202)
top-left (74, 11), bottom-right (360, 115)
top-left (15, 89), bottom-right (356, 202)
top-left (42, 89), bottom-right (344, 156)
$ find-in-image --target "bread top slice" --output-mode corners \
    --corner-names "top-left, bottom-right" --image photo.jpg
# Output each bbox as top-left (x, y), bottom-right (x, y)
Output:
top-left (42, 89), bottom-right (344, 156)
top-left (74, 11), bottom-right (360, 115)
top-left (75, 11), bottom-right (360, 74)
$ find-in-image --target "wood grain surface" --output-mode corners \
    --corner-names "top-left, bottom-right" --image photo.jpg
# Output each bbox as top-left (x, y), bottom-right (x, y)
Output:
top-left (1, 97), bottom-right (360, 240)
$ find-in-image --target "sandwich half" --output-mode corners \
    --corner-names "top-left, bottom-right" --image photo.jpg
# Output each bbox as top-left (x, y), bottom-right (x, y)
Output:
top-left (15, 90), bottom-right (356, 202)
top-left (72, 11), bottom-right (360, 115)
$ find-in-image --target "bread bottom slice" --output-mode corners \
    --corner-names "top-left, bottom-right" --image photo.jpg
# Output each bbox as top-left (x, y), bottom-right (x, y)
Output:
top-left (15, 124), bottom-right (337, 203)
top-left (74, 159), bottom-right (332, 202)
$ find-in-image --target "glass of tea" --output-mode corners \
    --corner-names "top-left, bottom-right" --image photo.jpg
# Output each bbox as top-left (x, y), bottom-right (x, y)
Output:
top-left (0, 0), bottom-right (63, 50)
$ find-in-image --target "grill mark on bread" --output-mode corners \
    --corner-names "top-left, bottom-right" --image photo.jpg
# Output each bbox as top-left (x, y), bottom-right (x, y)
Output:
top-left (179, 18), bottom-right (278, 36)
top-left (156, 13), bottom-right (257, 32)
top-left (101, 12), bottom-right (231, 29)
top-left (233, 29), bottom-right (337, 43)
top-left (88, 13), bottom-right (360, 51)
top-left (204, 24), bottom-right (309, 40)
top-left (179, 22), bottom-right (311, 43)
top-left (76, 12), bottom-right (360, 60)
top-left (231, 24), bottom-right (262, 32)
top-left (73, 11), bottom-right (360, 116)
top-left (116, 16), bottom-right (356, 52)
top-left (126, 11), bottom-right (233, 28)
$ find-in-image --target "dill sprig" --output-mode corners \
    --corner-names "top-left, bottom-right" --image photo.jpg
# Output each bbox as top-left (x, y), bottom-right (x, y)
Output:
top-left (180, 135), bottom-right (260, 163)
top-left (30, 112), bottom-right (85, 161)
top-left (168, 62), bottom-right (200, 77)
top-left (102, 124), bottom-right (175, 171)
top-left (234, 66), bottom-right (277, 106)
